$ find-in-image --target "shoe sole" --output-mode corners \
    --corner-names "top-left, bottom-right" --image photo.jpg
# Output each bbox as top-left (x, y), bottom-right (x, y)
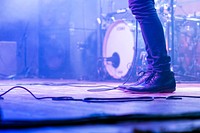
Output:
top-left (118, 85), bottom-right (176, 94)
top-left (118, 79), bottom-right (176, 93)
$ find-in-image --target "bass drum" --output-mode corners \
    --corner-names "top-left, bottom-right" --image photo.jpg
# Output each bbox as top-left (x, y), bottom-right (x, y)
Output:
top-left (102, 20), bottom-right (140, 79)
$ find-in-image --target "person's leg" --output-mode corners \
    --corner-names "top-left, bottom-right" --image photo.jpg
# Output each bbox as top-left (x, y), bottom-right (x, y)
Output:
top-left (120, 0), bottom-right (176, 93)
top-left (129, 0), bottom-right (170, 72)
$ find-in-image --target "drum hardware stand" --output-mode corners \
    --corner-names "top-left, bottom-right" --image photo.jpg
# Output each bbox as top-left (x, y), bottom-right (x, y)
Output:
top-left (170, 0), bottom-right (175, 70)
top-left (167, 0), bottom-right (192, 81)
top-left (96, 0), bottom-right (109, 80)
top-left (122, 19), bottom-right (140, 84)
top-left (159, 1), bottom-right (197, 81)
top-left (97, 0), bottom-right (103, 60)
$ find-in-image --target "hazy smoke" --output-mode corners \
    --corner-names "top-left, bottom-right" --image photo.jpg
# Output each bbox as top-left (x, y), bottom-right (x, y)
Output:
top-left (0, 0), bottom-right (38, 23)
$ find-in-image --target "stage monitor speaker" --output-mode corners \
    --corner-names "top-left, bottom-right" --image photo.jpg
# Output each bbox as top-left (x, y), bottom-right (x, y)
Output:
top-left (69, 29), bottom-right (98, 80)
top-left (39, 30), bottom-right (70, 79)
top-left (0, 41), bottom-right (17, 77)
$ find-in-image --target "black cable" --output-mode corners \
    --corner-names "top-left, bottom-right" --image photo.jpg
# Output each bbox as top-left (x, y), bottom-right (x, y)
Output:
top-left (167, 95), bottom-right (200, 99)
top-left (2, 85), bottom-right (200, 102)
top-left (0, 86), bottom-right (73, 100)
top-left (0, 86), bottom-right (153, 102)
top-left (16, 82), bottom-right (119, 92)
top-left (87, 87), bottom-right (118, 92)
top-left (83, 97), bottom-right (154, 102)
top-left (16, 82), bottom-right (116, 88)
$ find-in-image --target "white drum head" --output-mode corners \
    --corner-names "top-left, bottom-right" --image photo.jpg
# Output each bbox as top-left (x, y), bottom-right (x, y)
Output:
top-left (103, 20), bottom-right (135, 79)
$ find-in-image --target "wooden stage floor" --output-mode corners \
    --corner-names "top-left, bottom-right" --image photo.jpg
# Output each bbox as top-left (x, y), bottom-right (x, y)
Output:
top-left (0, 79), bottom-right (200, 133)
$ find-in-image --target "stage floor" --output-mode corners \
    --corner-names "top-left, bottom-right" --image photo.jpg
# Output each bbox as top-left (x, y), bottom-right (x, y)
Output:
top-left (0, 79), bottom-right (200, 133)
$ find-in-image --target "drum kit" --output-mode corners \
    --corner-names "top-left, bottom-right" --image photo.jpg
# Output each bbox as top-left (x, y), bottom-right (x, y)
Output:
top-left (98, 0), bottom-right (200, 81)
top-left (175, 15), bottom-right (200, 79)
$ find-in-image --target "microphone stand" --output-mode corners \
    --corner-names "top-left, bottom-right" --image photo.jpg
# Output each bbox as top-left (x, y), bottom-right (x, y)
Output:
top-left (17, 22), bottom-right (30, 78)
top-left (170, 0), bottom-right (175, 69)
top-left (96, 0), bottom-right (106, 80)
top-left (97, 0), bottom-right (103, 59)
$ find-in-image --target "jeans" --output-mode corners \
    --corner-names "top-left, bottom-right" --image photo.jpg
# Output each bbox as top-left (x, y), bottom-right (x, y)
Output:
top-left (129, 0), bottom-right (171, 72)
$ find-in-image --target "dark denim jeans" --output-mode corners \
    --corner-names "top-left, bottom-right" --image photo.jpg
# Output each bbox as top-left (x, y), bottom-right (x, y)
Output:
top-left (129, 0), bottom-right (171, 72)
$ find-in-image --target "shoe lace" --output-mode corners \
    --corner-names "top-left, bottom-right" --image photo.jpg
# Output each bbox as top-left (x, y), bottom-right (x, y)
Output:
top-left (136, 71), bottom-right (146, 81)
top-left (144, 72), bottom-right (156, 84)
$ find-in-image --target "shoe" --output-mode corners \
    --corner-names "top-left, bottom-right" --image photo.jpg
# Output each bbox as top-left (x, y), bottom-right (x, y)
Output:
top-left (119, 71), bottom-right (176, 93)
top-left (118, 71), bottom-right (152, 88)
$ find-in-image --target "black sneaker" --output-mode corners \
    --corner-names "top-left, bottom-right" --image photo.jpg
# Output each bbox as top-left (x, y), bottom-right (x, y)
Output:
top-left (119, 71), bottom-right (153, 88)
top-left (119, 71), bottom-right (176, 93)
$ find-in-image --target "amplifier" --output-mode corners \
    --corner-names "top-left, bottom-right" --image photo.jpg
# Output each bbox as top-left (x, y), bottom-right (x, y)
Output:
top-left (0, 41), bottom-right (17, 77)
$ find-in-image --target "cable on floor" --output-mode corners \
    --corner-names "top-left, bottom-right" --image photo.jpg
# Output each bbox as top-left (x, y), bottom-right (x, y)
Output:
top-left (1, 86), bottom-right (200, 102)
top-left (0, 86), bottom-right (153, 102)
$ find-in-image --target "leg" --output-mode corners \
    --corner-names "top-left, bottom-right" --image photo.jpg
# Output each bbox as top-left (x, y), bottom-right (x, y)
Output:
top-left (129, 0), bottom-right (170, 72)
top-left (119, 0), bottom-right (176, 93)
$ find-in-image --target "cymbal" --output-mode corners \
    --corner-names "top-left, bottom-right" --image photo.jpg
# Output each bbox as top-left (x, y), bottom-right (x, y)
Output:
top-left (175, 16), bottom-right (200, 22)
